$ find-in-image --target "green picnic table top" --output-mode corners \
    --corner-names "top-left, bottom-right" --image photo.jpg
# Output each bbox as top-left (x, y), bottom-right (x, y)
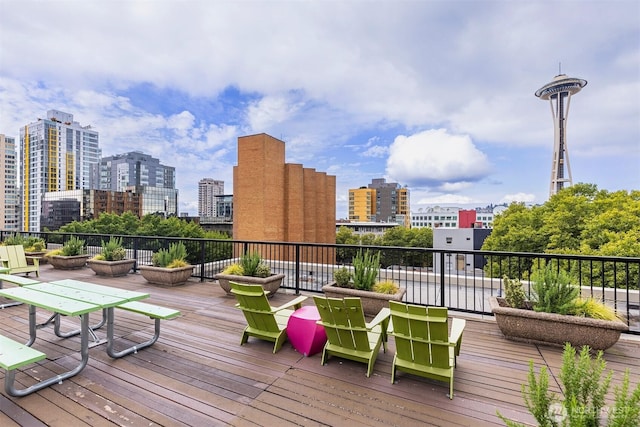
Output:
top-left (50, 279), bottom-right (149, 301)
top-left (0, 286), bottom-right (100, 316)
top-left (27, 283), bottom-right (130, 308)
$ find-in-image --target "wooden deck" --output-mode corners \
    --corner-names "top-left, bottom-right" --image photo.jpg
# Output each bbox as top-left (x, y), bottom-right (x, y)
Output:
top-left (1, 264), bottom-right (638, 427)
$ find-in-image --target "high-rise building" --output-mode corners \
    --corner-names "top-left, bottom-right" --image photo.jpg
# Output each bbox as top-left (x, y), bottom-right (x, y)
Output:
top-left (370, 178), bottom-right (409, 225)
top-left (348, 187), bottom-right (376, 222)
top-left (198, 178), bottom-right (224, 218)
top-left (0, 134), bottom-right (19, 231)
top-left (535, 73), bottom-right (587, 198)
top-left (349, 178), bottom-right (410, 226)
top-left (91, 151), bottom-right (178, 217)
top-left (91, 151), bottom-right (175, 191)
top-left (20, 110), bottom-right (101, 231)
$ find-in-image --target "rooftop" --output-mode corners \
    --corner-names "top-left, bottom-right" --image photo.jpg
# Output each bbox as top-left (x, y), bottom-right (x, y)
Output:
top-left (1, 264), bottom-right (638, 426)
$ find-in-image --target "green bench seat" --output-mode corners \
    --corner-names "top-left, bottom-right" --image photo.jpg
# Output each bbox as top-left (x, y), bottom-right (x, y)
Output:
top-left (107, 301), bottom-right (180, 358)
top-left (0, 274), bottom-right (40, 287)
top-left (0, 334), bottom-right (47, 396)
top-left (117, 301), bottom-right (181, 319)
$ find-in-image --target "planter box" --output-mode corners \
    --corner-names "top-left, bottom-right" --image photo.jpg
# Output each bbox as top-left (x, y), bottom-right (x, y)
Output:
top-left (87, 259), bottom-right (136, 277)
top-left (322, 282), bottom-right (407, 316)
top-left (214, 273), bottom-right (285, 297)
top-left (138, 265), bottom-right (194, 287)
top-left (489, 296), bottom-right (628, 351)
top-left (25, 251), bottom-right (48, 265)
top-left (48, 254), bottom-right (91, 270)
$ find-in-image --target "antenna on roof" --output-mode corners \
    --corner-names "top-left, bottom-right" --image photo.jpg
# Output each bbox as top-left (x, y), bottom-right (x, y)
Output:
top-left (559, 62), bottom-right (562, 75)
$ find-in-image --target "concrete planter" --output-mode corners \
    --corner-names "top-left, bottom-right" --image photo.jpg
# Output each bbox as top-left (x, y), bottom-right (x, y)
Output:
top-left (489, 296), bottom-right (628, 351)
top-left (322, 282), bottom-right (407, 316)
top-left (87, 259), bottom-right (136, 277)
top-left (139, 265), bottom-right (194, 287)
top-left (25, 251), bottom-right (48, 265)
top-left (48, 254), bottom-right (91, 270)
top-left (214, 273), bottom-right (285, 297)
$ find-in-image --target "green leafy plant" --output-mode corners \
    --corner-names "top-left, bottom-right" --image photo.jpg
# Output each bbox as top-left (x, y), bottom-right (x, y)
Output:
top-left (333, 266), bottom-right (352, 287)
top-left (503, 275), bottom-right (528, 309)
top-left (239, 252), bottom-right (262, 276)
top-left (572, 298), bottom-right (620, 321)
top-left (254, 262), bottom-right (271, 278)
top-left (221, 252), bottom-right (272, 277)
top-left (222, 263), bottom-right (244, 275)
top-left (352, 249), bottom-right (380, 291)
top-left (372, 280), bottom-right (400, 295)
top-left (498, 343), bottom-right (640, 427)
top-left (59, 236), bottom-right (86, 256)
top-left (152, 242), bottom-right (188, 268)
top-left (95, 236), bottom-right (127, 261)
top-left (531, 267), bottom-right (580, 315)
top-left (1, 235), bottom-right (45, 252)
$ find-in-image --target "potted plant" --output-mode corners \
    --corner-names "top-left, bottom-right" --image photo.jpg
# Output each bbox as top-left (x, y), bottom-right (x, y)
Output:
top-left (87, 237), bottom-right (135, 277)
top-left (322, 249), bottom-right (406, 316)
top-left (46, 236), bottom-right (91, 270)
top-left (489, 267), bottom-right (628, 351)
top-left (498, 343), bottom-right (640, 426)
top-left (1, 235), bottom-right (48, 265)
top-left (214, 251), bottom-right (285, 296)
top-left (138, 242), bottom-right (193, 286)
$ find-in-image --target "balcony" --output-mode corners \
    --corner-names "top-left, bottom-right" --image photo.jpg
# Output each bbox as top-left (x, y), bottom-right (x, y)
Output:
top-left (1, 262), bottom-right (638, 425)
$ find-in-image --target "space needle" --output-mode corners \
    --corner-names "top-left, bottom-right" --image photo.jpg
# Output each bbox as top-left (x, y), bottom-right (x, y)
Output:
top-left (535, 73), bottom-right (587, 198)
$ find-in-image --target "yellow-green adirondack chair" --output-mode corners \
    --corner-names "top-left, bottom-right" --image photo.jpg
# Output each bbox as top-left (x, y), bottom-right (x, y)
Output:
top-left (230, 282), bottom-right (307, 353)
top-left (313, 295), bottom-right (390, 377)
top-left (0, 245), bottom-right (40, 277)
top-left (389, 301), bottom-right (466, 399)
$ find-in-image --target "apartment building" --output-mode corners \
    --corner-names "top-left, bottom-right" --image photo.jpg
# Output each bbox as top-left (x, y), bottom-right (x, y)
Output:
top-left (348, 178), bottom-right (410, 226)
top-left (20, 110), bottom-right (101, 231)
top-left (198, 178), bottom-right (224, 218)
top-left (0, 134), bottom-right (19, 231)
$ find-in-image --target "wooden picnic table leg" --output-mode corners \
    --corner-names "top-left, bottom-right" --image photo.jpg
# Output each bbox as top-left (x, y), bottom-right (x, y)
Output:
top-left (6, 313), bottom-right (91, 397)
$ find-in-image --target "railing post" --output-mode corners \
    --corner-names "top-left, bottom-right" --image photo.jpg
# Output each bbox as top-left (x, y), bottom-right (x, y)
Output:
top-left (294, 244), bottom-right (301, 294)
top-left (199, 240), bottom-right (206, 282)
top-left (440, 250), bottom-right (446, 307)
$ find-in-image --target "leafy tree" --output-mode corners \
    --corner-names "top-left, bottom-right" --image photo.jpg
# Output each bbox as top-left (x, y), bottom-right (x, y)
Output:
top-left (482, 184), bottom-right (640, 288)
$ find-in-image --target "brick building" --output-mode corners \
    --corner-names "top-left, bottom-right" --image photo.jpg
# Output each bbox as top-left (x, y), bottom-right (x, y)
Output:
top-left (233, 133), bottom-right (336, 262)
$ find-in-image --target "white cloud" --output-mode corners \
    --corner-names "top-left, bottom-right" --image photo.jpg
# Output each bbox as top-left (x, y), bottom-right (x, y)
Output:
top-left (500, 193), bottom-right (537, 204)
top-left (386, 129), bottom-right (492, 188)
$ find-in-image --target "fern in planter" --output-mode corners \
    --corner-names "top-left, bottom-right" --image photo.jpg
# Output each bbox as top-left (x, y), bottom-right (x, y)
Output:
top-left (152, 242), bottom-right (189, 268)
top-left (93, 236), bottom-right (126, 261)
top-left (221, 252), bottom-right (271, 277)
top-left (352, 249), bottom-right (380, 291)
top-left (60, 236), bottom-right (86, 256)
top-left (531, 267), bottom-right (580, 315)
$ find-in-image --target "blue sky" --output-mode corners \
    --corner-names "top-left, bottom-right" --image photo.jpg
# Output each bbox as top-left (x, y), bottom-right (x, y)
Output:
top-left (1, 0), bottom-right (638, 219)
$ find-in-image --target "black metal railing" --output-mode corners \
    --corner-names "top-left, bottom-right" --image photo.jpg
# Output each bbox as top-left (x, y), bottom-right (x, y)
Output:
top-left (3, 230), bottom-right (639, 334)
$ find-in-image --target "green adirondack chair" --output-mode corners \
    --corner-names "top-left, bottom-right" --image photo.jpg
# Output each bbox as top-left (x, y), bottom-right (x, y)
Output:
top-left (388, 301), bottom-right (466, 399)
top-left (313, 295), bottom-right (390, 377)
top-left (0, 245), bottom-right (40, 277)
top-left (230, 282), bottom-right (307, 353)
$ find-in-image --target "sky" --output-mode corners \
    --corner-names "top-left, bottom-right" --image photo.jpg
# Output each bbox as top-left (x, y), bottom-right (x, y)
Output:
top-left (1, 0), bottom-right (639, 219)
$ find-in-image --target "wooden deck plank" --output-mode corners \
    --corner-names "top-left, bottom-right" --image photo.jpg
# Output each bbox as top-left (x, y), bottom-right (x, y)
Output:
top-left (0, 264), bottom-right (637, 427)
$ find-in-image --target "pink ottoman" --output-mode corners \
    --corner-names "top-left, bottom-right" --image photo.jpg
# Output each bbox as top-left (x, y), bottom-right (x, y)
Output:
top-left (287, 306), bottom-right (327, 357)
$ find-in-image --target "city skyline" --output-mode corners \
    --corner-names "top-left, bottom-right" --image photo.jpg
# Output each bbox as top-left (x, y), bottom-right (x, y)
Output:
top-left (1, 1), bottom-right (638, 219)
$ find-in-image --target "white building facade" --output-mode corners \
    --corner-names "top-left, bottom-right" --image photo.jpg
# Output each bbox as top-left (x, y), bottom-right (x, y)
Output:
top-left (198, 178), bottom-right (224, 218)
